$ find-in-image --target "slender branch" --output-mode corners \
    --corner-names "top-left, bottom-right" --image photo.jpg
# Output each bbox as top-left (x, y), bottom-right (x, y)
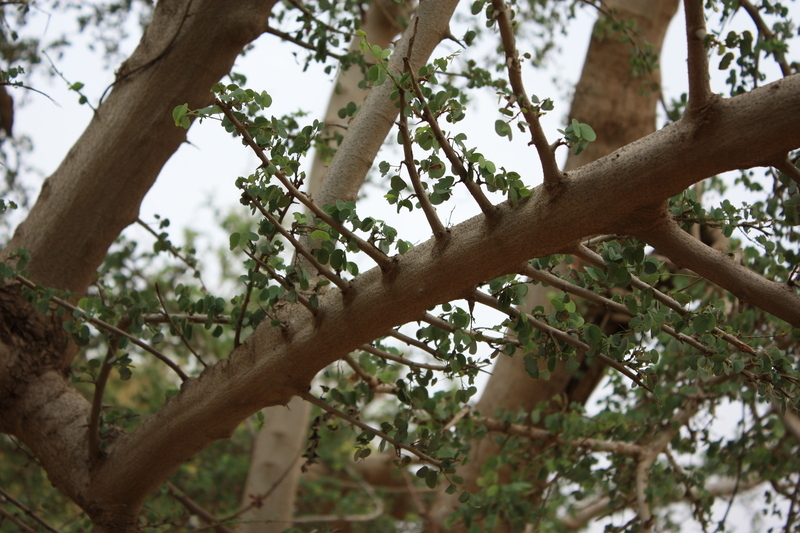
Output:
top-left (215, 99), bottom-right (393, 271)
top-left (739, 0), bottom-right (792, 77)
top-left (635, 459), bottom-right (653, 530)
top-left (0, 488), bottom-right (62, 533)
top-left (88, 336), bottom-right (119, 467)
top-left (166, 482), bottom-right (234, 533)
top-left (15, 275), bottom-right (188, 381)
top-left (397, 93), bottom-right (448, 237)
top-left (683, 0), bottom-right (713, 113)
top-left (263, 26), bottom-right (344, 61)
top-left (299, 391), bottom-right (442, 467)
top-left (491, 0), bottom-right (562, 186)
top-left (360, 343), bottom-right (448, 372)
top-left (234, 279), bottom-right (254, 348)
top-left (243, 249), bottom-right (318, 316)
top-left (291, 465), bottom-right (385, 524)
top-left (477, 416), bottom-right (645, 457)
top-left (343, 354), bottom-right (397, 393)
top-left (0, 508), bottom-right (35, 533)
top-left (422, 312), bottom-right (520, 349)
top-left (386, 328), bottom-right (441, 359)
top-left (629, 218), bottom-right (800, 327)
top-left (136, 217), bottom-right (207, 290)
top-left (772, 155), bottom-right (800, 187)
top-left (246, 194), bottom-right (350, 293)
top-left (401, 50), bottom-right (495, 216)
top-left (143, 313), bottom-right (232, 324)
top-left (575, 244), bottom-right (762, 355)
top-left (156, 284), bottom-right (208, 368)
top-left (470, 288), bottom-right (649, 390)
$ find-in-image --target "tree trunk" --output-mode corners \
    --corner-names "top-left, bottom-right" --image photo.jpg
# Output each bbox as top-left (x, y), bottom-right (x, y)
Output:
top-left (0, 1), bottom-right (279, 529)
top-left (428, 1), bottom-right (680, 530)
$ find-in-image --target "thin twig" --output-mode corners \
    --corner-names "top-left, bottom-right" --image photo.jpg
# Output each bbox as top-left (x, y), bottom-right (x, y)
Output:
top-left (397, 93), bottom-right (447, 237)
top-left (401, 50), bottom-right (495, 216)
top-left (15, 275), bottom-right (188, 381)
top-left (243, 249), bottom-right (318, 316)
top-left (0, 508), bottom-right (35, 533)
top-left (291, 464), bottom-right (385, 523)
top-left (574, 244), bottom-right (759, 357)
top-left (156, 284), bottom-right (208, 368)
top-left (477, 416), bottom-right (645, 457)
top-left (360, 343), bottom-right (449, 372)
top-left (491, 0), bottom-right (562, 186)
top-left (738, 0), bottom-right (792, 77)
top-left (343, 354), bottom-right (397, 393)
top-left (299, 390), bottom-right (443, 467)
top-left (263, 26), bottom-right (345, 61)
top-left (0, 487), bottom-right (62, 533)
top-left (215, 99), bottom-right (392, 271)
top-left (88, 330), bottom-right (124, 467)
top-left (136, 217), bottom-right (207, 290)
top-left (683, 0), bottom-right (713, 113)
top-left (470, 288), bottom-right (649, 390)
top-left (166, 482), bottom-right (234, 533)
top-left (246, 193), bottom-right (350, 292)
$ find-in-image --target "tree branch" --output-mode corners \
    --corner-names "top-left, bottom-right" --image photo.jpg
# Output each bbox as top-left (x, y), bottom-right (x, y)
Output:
top-left (683, 0), bottom-right (713, 113)
top-left (491, 0), bottom-right (563, 186)
top-left (299, 391), bottom-right (442, 467)
top-left (64, 73), bottom-right (800, 515)
top-left (632, 216), bottom-right (800, 327)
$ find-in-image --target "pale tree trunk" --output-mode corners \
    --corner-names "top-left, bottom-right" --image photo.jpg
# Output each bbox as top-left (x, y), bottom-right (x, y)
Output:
top-left (428, 1), bottom-right (680, 530)
top-left (234, 3), bottom-right (415, 532)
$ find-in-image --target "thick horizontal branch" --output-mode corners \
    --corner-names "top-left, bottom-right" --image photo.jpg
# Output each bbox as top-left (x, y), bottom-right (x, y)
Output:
top-left (87, 74), bottom-right (800, 508)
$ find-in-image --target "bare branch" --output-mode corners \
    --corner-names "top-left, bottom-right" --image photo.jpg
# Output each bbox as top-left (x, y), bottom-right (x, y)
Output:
top-left (683, 0), bottom-right (713, 112)
top-left (0, 487), bottom-right (62, 533)
top-left (166, 482), bottom-right (234, 533)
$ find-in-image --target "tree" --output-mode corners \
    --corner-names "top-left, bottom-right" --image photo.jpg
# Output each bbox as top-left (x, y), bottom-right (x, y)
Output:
top-left (1, 0), bottom-right (799, 532)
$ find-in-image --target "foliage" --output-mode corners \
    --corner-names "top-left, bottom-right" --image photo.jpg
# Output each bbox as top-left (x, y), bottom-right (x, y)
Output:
top-left (1, 0), bottom-right (799, 532)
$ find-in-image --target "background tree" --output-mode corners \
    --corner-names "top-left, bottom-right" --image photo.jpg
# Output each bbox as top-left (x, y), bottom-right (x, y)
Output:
top-left (1, 1), bottom-right (799, 532)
